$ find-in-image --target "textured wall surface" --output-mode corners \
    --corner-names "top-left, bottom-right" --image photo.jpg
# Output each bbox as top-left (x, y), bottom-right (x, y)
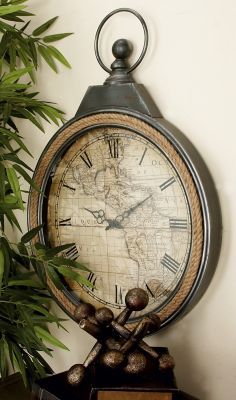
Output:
top-left (18, 1), bottom-right (236, 399)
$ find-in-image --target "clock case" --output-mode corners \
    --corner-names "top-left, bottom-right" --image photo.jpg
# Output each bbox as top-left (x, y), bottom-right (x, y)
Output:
top-left (29, 37), bottom-right (222, 331)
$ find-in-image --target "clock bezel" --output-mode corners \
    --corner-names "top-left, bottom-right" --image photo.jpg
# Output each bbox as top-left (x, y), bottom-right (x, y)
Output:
top-left (28, 109), bottom-right (222, 331)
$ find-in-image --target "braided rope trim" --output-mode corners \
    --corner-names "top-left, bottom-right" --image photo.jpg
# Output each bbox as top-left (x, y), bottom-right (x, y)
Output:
top-left (28, 113), bottom-right (204, 325)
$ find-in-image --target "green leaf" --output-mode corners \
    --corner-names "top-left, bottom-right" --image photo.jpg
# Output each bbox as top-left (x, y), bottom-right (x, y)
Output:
top-left (47, 45), bottom-right (71, 68)
top-left (45, 242), bottom-right (76, 257)
top-left (34, 242), bottom-right (47, 250)
top-left (57, 266), bottom-right (94, 288)
top-left (38, 45), bottom-right (57, 72)
top-left (34, 326), bottom-right (69, 350)
top-left (21, 224), bottom-right (43, 243)
top-left (3, 102), bottom-right (12, 123)
top-left (30, 294), bottom-right (51, 303)
top-left (0, 31), bottom-right (10, 59)
top-left (52, 256), bottom-right (89, 271)
top-left (3, 152), bottom-right (33, 171)
top-left (28, 38), bottom-right (38, 68)
top-left (11, 342), bottom-right (27, 387)
top-left (0, 5), bottom-right (26, 16)
top-left (16, 242), bottom-right (30, 268)
top-left (43, 32), bottom-right (73, 43)
top-left (0, 82), bottom-right (29, 91)
top-left (9, 0), bottom-right (29, 4)
top-left (0, 162), bottom-right (5, 199)
top-left (25, 303), bottom-right (54, 317)
top-left (0, 338), bottom-right (8, 379)
top-left (4, 195), bottom-right (18, 204)
top-left (0, 247), bottom-right (4, 293)
top-left (1, 13), bottom-right (24, 22)
top-left (0, 236), bottom-right (11, 284)
top-left (41, 105), bottom-right (62, 125)
top-left (0, 20), bottom-right (16, 33)
top-left (9, 44), bottom-right (16, 70)
top-left (0, 127), bottom-right (32, 155)
top-left (10, 1), bottom-right (30, 5)
top-left (30, 349), bottom-right (53, 374)
top-left (13, 164), bottom-right (40, 191)
top-left (21, 351), bottom-right (38, 381)
top-left (6, 166), bottom-right (24, 210)
top-left (46, 266), bottom-right (63, 289)
top-left (17, 108), bottom-right (44, 131)
top-left (16, 46), bottom-right (35, 83)
top-left (8, 278), bottom-right (43, 287)
top-left (2, 66), bottom-right (33, 83)
top-left (0, 135), bottom-right (14, 152)
top-left (32, 16), bottom-right (58, 36)
top-left (0, 200), bottom-right (19, 210)
top-left (30, 355), bottom-right (45, 377)
top-left (4, 207), bottom-right (22, 231)
top-left (20, 19), bottom-right (31, 32)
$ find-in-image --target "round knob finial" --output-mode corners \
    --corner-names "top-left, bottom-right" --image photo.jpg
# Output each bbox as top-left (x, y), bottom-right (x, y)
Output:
top-left (125, 288), bottom-right (149, 311)
top-left (112, 39), bottom-right (132, 60)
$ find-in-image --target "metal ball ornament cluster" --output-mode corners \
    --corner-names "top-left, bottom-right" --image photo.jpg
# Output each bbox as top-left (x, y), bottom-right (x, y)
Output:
top-left (67, 288), bottom-right (175, 386)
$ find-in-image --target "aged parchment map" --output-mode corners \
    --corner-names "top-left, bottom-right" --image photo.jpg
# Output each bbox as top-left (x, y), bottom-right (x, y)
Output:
top-left (47, 127), bottom-right (191, 318)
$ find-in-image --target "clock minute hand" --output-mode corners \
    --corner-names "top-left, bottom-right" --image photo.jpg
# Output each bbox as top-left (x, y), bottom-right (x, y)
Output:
top-left (115, 194), bottom-right (152, 223)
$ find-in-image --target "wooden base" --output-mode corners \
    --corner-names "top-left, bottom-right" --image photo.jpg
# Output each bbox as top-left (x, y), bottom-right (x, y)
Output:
top-left (97, 392), bottom-right (172, 400)
top-left (0, 373), bottom-right (30, 400)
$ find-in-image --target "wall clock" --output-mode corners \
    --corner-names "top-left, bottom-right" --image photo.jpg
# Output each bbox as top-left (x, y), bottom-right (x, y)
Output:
top-left (28, 8), bottom-right (222, 331)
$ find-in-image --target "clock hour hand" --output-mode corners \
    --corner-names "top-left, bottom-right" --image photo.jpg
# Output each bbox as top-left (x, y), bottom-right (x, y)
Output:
top-left (84, 208), bottom-right (123, 230)
top-left (84, 208), bottom-right (106, 224)
top-left (115, 194), bottom-right (152, 224)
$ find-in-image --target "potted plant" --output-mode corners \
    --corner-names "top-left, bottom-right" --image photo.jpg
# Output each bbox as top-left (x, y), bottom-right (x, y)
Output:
top-left (0, 0), bottom-right (89, 391)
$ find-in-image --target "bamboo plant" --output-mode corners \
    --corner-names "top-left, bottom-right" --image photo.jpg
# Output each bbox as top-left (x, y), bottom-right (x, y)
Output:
top-left (0, 0), bottom-right (89, 386)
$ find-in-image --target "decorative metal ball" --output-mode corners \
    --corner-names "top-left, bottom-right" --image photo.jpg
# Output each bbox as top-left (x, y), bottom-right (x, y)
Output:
top-left (67, 364), bottom-right (86, 386)
top-left (125, 288), bottom-right (149, 311)
top-left (100, 349), bottom-right (125, 369)
top-left (123, 351), bottom-right (147, 375)
top-left (112, 38), bottom-right (132, 59)
top-left (74, 302), bottom-right (95, 322)
top-left (158, 354), bottom-right (175, 371)
top-left (95, 307), bottom-right (114, 325)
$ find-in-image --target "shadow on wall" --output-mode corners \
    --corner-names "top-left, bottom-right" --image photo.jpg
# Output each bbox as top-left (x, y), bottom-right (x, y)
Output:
top-left (147, 319), bottom-right (209, 400)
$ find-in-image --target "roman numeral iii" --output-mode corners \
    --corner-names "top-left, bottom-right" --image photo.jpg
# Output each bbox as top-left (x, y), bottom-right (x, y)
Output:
top-left (108, 138), bottom-right (119, 158)
top-left (169, 218), bottom-right (188, 230)
top-left (87, 272), bottom-right (97, 291)
top-left (64, 245), bottom-right (79, 260)
top-left (161, 253), bottom-right (180, 274)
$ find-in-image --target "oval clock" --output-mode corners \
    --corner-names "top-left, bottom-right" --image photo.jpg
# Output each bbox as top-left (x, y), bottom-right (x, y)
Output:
top-left (28, 9), bottom-right (222, 331)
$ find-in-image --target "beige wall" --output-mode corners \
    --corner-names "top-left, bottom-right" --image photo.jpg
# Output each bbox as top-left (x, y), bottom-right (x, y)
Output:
top-left (19, 1), bottom-right (236, 399)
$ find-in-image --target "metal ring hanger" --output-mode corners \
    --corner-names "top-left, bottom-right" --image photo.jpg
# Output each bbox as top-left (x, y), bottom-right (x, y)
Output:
top-left (94, 8), bottom-right (149, 73)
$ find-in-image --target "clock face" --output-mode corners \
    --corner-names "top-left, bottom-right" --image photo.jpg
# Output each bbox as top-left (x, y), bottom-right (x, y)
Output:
top-left (46, 126), bottom-right (192, 320)
top-left (29, 113), bottom-right (205, 328)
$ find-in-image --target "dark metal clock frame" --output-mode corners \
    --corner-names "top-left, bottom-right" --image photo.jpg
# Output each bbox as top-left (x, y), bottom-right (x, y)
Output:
top-left (28, 8), bottom-right (222, 331)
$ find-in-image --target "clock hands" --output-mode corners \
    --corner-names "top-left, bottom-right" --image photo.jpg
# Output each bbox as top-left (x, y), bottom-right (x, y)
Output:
top-left (84, 208), bottom-right (106, 224)
top-left (84, 194), bottom-right (152, 231)
top-left (84, 208), bottom-right (123, 230)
